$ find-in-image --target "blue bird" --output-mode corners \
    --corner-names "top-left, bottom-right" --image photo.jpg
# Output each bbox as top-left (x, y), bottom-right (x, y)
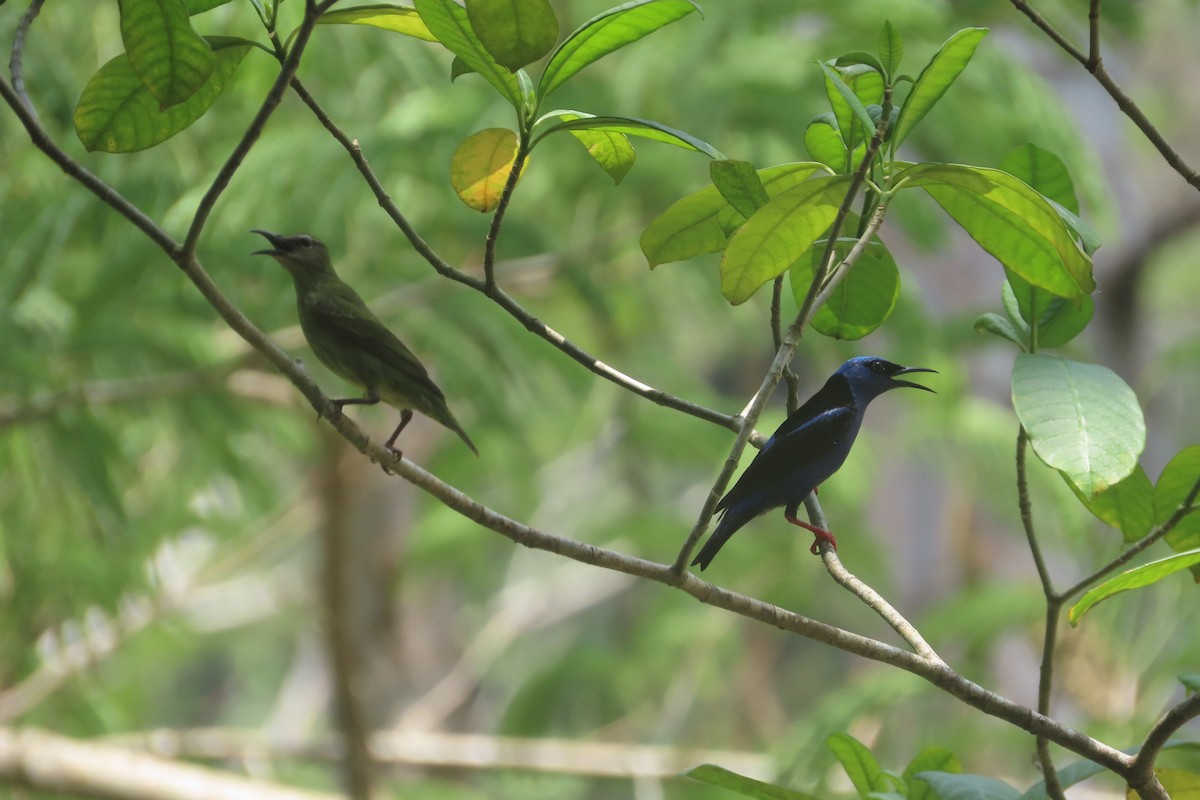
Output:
top-left (692, 356), bottom-right (936, 571)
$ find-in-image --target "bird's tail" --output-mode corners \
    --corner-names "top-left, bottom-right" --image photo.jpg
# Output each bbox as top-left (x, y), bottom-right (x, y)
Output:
top-left (447, 415), bottom-right (479, 456)
top-left (691, 501), bottom-right (759, 571)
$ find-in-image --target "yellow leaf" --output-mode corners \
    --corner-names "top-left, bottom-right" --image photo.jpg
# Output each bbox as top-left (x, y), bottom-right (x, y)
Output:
top-left (450, 128), bottom-right (525, 212)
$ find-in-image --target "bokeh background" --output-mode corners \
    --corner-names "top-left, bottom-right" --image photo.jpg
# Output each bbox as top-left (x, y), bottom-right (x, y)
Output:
top-left (2, 1), bottom-right (1198, 798)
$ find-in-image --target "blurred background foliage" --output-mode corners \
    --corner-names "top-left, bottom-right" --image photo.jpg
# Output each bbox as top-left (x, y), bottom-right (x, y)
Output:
top-left (1, 0), bottom-right (1198, 798)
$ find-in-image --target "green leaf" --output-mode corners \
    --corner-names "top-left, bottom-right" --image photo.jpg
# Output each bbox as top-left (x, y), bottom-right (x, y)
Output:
top-left (118, 0), bottom-right (215, 108)
top-left (836, 50), bottom-right (885, 76)
top-left (821, 62), bottom-right (877, 139)
top-left (639, 163), bottom-right (829, 267)
top-left (1069, 549), bottom-right (1200, 625)
top-left (1181, 674), bottom-right (1200, 694)
top-left (904, 747), bottom-right (960, 800)
top-left (450, 55), bottom-right (474, 81)
top-left (710, 160), bottom-right (769, 218)
top-left (569, 128), bottom-right (635, 183)
top-left (1012, 354), bottom-right (1146, 496)
top-left (186, 0), bottom-right (234, 12)
top-left (74, 36), bottom-right (251, 153)
top-left (684, 764), bottom-right (820, 800)
top-left (1156, 769), bottom-right (1200, 800)
top-left (1071, 465), bottom-right (1155, 543)
top-left (878, 20), bottom-right (903, 79)
top-left (974, 311), bottom-right (1028, 350)
top-left (804, 113), bottom-right (846, 171)
top-left (319, 4), bottom-right (437, 41)
top-left (893, 27), bottom-right (988, 147)
top-left (897, 163), bottom-right (1094, 299)
top-left (720, 175), bottom-right (851, 304)
top-left (466, 0), bottom-right (559, 72)
top-left (1003, 273), bottom-right (1093, 349)
top-left (534, 111), bottom-right (722, 157)
top-left (790, 238), bottom-right (900, 340)
top-left (828, 733), bottom-right (888, 799)
top-left (414, 0), bottom-right (521, 106)
top-left (539, 0), bottom-right (699, 99)
top-left (915, 773), bottom-right (1020, 800)
top-left (1155, 445), bottom-right (1200, 557)
top-left (1000, 143), bottom-right (1079, 214)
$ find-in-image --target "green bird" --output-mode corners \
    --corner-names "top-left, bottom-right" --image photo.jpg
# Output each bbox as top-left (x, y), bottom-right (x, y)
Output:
top-left (252, 229), bottom-right (478, 458)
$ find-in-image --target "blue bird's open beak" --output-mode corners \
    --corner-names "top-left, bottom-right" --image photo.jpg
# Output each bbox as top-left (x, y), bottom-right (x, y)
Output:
top-left (892, 366), bottom-right (937, 393)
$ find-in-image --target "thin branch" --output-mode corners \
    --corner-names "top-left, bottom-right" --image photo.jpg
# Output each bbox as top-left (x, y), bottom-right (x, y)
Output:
top-left (182, 4), bottom-right (325, 256)
top-left (1009, 0), bottom-right (1200, 190)
top-left (110, 727), bottom-right (774, 781)
top-left (482, 141), bottom-right (528, 291)
top-left (0, 726), bottom-right (338, 800)
top-left (286, 79), bottom-right (754, 439)
top-left (1057, 474), bottom-right (1200, 601)
top-left (771, 276), bottom-right (801, 412)
top-left (8, 0), bottom-right (45, 118)
top-left (1017, 428), bottom-right (1067, 800)
top-left (317, 434), bottom-right (374, 800)
top-left (0, 368), bottom-right (230, 428)
top-left (1087, 0), bottom-right (1102, 68)
top-left (1129, 693), bottom-right (1200, 786)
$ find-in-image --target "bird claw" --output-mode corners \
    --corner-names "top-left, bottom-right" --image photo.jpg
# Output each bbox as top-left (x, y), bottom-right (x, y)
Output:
top-left (381, 446), bottom-right (403, 474)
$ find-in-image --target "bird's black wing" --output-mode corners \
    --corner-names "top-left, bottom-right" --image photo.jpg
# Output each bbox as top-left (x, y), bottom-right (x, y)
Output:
top-left (717, 376), bottom-right (855, 513)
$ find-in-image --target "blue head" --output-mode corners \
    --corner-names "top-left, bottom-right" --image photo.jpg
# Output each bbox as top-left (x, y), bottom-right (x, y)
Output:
top-left (836, 356), bottom-right (937, 404)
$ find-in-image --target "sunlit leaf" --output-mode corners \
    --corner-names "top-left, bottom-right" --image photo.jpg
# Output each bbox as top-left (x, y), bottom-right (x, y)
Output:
top-left (822, 63), bottom-right (876, 139)
top-left (684, 764), bottom-right (819, 800)
top-left (828, 732), bottom-right (888, 799)
top-left (414, 0), bottom-right (521, 106)
top-left (878, 20), bottom-right (903, 79)
top-left (721, 175), bottom-right (851, 304)
top-left (791, 238), bottom-right (900, 339)
top-left (450, 127), bottom-right (523, 211)
top-left (319, 4), bottom-right (437, 41)
top-left (1069, 549), bottom-right (1200, 625)
top-left (898, 163), bottom-right (1094, 299)
top-left (1003, 273), bottom-right (1093, 349)
top-left (466, 0), bottom-right (559, 71)
top-left (1155, 445), bottom-right (1200, 560)
top-left (805, 113), bottom-right (846, 171)
top-left (710, 160), bottom-right (769, 218)
top-left (640, 163), bottom-right (829, 267)
top-left (893, 27), bottom-right (988, 147)
top-left (1000, 142), bottom-right (1079, 214)
top-left (565, 120), bottom-right (635, 184)
top-left (1070, 465), bottom-right (1154, 542)
top-left (534, 111), bottom-right (722, 157)
top-left (74, 37), bottom-right (251, 152)
top-left (539, 0), bottom-right (699, 98)
top-left (119, 0), bottom-right (215, 108)
top-left (1012, 354), bottom-right (1145, 496)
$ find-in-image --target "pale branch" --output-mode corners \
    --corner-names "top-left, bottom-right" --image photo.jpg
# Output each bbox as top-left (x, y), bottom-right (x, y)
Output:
top-left (182, 5), bottom-right (325, 256)
top-left (0, 726), bottom-right (338, 800)
top-left (108, 727), bottom-right (774, 781)
top-left (1056, 473), bottom-right (1200, 602)
top-left (0, 368), bottom-right (231, 429)
top-left (286, 77), bottom-right (754, 437)
top-left (317, 434), bottom-right (375, 800)
top-left (807, 496), bottom-right (942, 663)
top-left (1009, 0), bottom-right (1200, 191)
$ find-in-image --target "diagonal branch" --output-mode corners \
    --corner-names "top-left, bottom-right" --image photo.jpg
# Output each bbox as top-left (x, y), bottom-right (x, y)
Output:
top-left (286, 78), bottom-right (751, 436)
top-left (1128, 692), bottom-right (1200, 787)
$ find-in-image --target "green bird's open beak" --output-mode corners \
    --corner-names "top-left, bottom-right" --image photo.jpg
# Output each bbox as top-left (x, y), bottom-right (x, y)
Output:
top-left (892, 366), bottom-right (938, 393)
top-left (250, 228), bottom-right (287, 256)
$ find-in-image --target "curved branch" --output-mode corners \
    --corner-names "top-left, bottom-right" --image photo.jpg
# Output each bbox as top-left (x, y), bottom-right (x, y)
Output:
top-left (8, 0), bottom-right (45, 117)
top-left (1129, 693), bottom-right (1200, 786)
top-left (286, 78), bottom-right (749, 436)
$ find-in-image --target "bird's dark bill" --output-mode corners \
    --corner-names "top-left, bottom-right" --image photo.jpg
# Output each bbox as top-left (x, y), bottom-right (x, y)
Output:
top-left (892, 366), bottom-right (937, 393)
top-left (250, 228), bottom-right (286, 256)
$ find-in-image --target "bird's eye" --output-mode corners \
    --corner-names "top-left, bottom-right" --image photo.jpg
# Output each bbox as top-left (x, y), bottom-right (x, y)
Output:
top-left (299, 235), bottom-right (314, 248)
top-left (871, 359), bottom-right (886, 372)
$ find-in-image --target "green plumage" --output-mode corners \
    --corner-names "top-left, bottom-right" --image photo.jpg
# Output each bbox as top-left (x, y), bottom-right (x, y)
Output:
top-left (252, 229), bottom-right (477, 456)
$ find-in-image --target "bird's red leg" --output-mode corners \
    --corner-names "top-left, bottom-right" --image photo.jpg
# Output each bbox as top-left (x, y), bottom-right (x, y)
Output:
top-left (785, 513), bottom-right (837, 555)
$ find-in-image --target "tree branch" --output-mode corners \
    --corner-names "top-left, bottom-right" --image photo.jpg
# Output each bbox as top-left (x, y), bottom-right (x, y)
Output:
top-left (1009, 0), bottom-right (1200, 190)
top-left (0, 726), bottom-right (338, 800)
top-left (7, 0), bottom-right (45, 117)
top-left (1128, 692), bottom-right (1200, 787)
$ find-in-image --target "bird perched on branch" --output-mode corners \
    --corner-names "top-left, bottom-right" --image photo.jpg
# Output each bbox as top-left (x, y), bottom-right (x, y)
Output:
top-left (692, 356), bottom-right (935, 571)
top-left (252, 229), bottom-right (478, 460)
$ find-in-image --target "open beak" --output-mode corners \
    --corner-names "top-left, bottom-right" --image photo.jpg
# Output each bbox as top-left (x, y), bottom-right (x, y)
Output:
top-left (251, 229), bottom-right (286, 256)
top-left (892, 366), bottom-right (937, 393)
